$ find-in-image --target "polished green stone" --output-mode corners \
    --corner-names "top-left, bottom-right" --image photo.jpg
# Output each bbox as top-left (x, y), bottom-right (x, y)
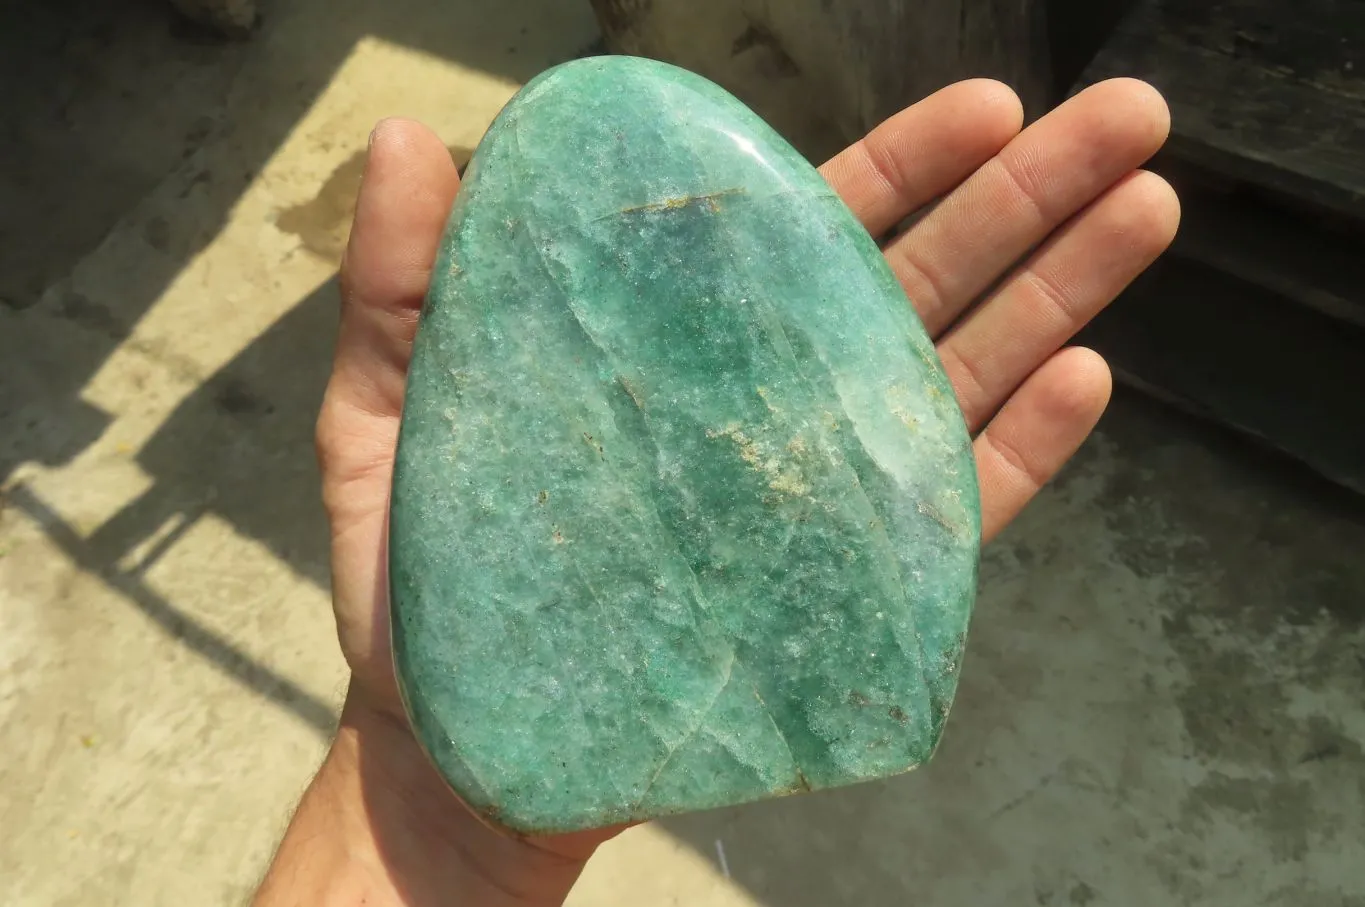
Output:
top-left (389, 56), bottom-right (980, 834)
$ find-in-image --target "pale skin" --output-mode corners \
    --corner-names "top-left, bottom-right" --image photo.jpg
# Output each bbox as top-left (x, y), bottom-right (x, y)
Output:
top-left (252, 77), bottom-right (1179, 906)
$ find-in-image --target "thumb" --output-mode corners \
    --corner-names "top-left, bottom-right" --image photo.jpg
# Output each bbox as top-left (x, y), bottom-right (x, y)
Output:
top-left (332, 117), bottom-right (462, 421)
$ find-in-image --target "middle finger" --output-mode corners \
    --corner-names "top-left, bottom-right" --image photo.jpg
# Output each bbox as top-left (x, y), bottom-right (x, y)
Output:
top-left (883, 78), bottom-right (1170, 338)
top-left (938, 169), bottom-right (1180, 432)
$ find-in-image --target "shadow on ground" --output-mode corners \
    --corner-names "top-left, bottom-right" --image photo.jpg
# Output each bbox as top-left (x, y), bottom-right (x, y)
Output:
top-left (5, 277), bottom-right (342, 733)
top-left (0, 0), bottom-right (593, 735)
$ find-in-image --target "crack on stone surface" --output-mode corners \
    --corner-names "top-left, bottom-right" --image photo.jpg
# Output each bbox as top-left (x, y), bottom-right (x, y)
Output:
top-left (812, 388), bottom-right (938, 737)
top-left (917, 499), bottom-right (969, 539)
top-left (752, 287), bottom-right (938, 742)
top-left (750, 682), bottom-right (810, 790)
top-left (635, 653), bottom-right (735, 812)
top-left (497, 126), bottom-right (682, 816)
top-left (700, 173), bottom-right (939, 765)
top-left (507, 152), bottom-right (753, 817)
top-left (614, 187), bottom-right (746, 217)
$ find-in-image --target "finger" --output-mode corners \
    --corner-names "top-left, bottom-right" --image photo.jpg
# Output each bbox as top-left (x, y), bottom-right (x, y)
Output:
top-left (938, 169), bottom-right (1179, 431)
top-left (820, 79), bottom-right (1023, 239)
top-left (335, 117), bottom-right (461, 418)
top-left (885, 78), bottom-right (1170, 336)
top-left (974, 347), bottom-right (1112, 542)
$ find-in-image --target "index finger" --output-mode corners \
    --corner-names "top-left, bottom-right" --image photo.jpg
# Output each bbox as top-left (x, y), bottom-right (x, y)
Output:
top-left (819, 79), bottom-right (1023, 239)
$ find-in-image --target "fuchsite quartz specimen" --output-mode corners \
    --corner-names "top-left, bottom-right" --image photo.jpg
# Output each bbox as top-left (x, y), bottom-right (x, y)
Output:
top-left (389, 55), bottom-right (981, 834)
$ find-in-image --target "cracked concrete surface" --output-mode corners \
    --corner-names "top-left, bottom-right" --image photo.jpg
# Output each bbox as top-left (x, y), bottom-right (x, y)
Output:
top-left (2, 2), bottom-right (1362, 905)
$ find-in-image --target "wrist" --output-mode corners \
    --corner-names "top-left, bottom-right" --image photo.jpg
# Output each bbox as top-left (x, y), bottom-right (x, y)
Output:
top-left (253, 682), bottom-right (594, 907)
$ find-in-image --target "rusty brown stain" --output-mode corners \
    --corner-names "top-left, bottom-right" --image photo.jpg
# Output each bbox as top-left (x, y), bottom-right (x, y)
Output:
top-left (617, 374), bottom-right (645, 409)
top-left (889, 705), bottom-right (909, 724)
top-left (615, 187), bottom-right (745, 217)
top-left (918, 500), bottom-right (964, 536)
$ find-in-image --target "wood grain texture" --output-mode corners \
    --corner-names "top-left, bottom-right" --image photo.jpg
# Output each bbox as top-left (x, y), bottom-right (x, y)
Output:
top-left (1080, 258), bottom-right (1365, 496)
top-left (588, 0), bottom-right (1051, 158)
top-left (1166, 165), bottom-right (1365, 329)
top-left (1081, 0), bottom-right (1365, 220)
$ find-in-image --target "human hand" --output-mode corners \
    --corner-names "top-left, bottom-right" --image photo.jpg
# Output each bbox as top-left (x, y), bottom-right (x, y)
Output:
top-left (280, 76), bottom-right (1176, 906)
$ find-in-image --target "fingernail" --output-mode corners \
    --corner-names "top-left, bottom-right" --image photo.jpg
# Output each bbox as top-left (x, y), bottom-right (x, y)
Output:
top-left (370, 117), bottom-right (402, 153)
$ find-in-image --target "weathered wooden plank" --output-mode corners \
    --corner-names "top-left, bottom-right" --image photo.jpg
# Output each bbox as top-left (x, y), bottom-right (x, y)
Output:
top-left (168, 0), bottom-right (256, 35)
top-left (1158, 159), bottom-right (1365, 329)
top-left (1080, 0), bottom-right (1365, 220)
top-left (588, 0), bottom-right (1052, 160)
top-left (1079, 257), bottom-right (1365, 496)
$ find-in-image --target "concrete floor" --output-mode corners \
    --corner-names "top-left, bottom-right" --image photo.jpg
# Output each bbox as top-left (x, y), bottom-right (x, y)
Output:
top-left (2, 2), bottom-right (1362, 905)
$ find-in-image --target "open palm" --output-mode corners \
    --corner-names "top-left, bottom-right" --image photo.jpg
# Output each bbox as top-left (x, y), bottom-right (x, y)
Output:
top-left (311, 75), bottom-right (1176, 895)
